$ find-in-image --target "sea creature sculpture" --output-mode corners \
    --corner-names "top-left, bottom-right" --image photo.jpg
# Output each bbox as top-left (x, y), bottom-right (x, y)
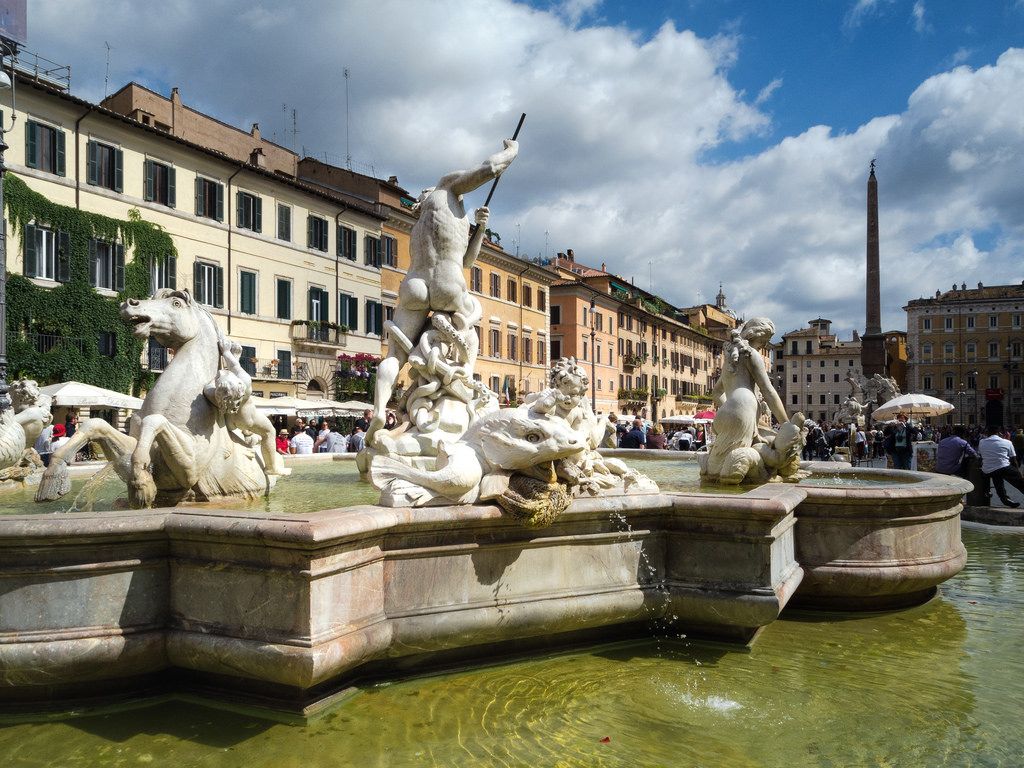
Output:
top-left (36, 288), bottom-right (287, 508)
top-left (0, 379), bottom-right (53, 482)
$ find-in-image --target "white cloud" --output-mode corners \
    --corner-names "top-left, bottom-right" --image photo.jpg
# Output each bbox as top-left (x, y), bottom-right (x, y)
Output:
top-left (844, 0), bottom-right (894, 31)
top-left (755, 77), bottom-right (783, 106)
top-left (24, 2), bottom-right (1024, 340)
top-left (911, 0), bottom-right (931, 34)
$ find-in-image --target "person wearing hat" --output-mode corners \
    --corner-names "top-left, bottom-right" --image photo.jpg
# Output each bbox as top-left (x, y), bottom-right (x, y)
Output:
top-left (883, 413), bottom-right (919, 470)
top-left (275, 428), bottom-right (290, 455)
top-left (49, 423), bottom-right (71, 457)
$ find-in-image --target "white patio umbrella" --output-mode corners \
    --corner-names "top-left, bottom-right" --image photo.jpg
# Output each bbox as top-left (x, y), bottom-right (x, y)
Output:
top-left (40, 381), bottom-right (144, 410)
top-left (871, 393), bottom-right (954, 421)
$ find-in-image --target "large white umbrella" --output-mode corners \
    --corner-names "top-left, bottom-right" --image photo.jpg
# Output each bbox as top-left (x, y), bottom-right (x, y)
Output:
top-left (252, 396), bottom-right (364, 418)
top-left (872, 393), bottom-right (954, 421)
top-left (40, 381), bottom-right (144, 410)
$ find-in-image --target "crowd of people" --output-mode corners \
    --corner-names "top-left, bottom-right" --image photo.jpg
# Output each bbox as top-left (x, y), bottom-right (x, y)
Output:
top-left (274, 409), bottom-right (400, 455)
top-left (936, 423), bottom-right (1024, 507)
top-left (606, 414), bottom-right (707, 451)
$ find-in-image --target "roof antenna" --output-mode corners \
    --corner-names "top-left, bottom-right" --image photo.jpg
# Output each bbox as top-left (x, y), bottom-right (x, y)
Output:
top-left (103, 42), bottom-right (112, 98)
top-left (344, 67), bottom-right (352, 169)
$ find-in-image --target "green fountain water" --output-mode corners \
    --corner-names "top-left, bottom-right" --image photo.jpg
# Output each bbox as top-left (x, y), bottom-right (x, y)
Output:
top-left (0, 525), bottom-right (1018, 766)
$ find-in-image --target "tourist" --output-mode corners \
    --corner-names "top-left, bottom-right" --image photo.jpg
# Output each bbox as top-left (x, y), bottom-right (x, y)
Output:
top-left (314, 421), bottom-right (332, 451)
top-left (855, 428), bottom-right (867, 461)
top-left (316, 423), bottom-right (349, 454)
top-left (384, 411), bottom-right (399, 430)
top-left (289, 426), bottom-right (314, 455)
top-left (647, 425), bottom-right (667, 450)
top-left (979, 428), bottom-right (1024, 508)
top-left (275, 429), bottom-right (290, 455)
top-left (676, 429), bottom-right (693, 451)
top-left (34, 422), bottom-right (54, 467)
top-left (884, 413), bottom-right (917, 470)
top-left (872, 428), bottom-right (885, 459)
top-left (65, 413), bottom-right (79, 440)
top-left (49, 424), bottom-right (70, 456)
top-left (348, 425), bottom-right (366, 453)
top-left (935, 426), bottom-right (979, 480)
top-left (620, 419), bottom-right (647, 449)
top-left (615, 416), bottom-right (629, 446)
top-left (354, 410), bottom-right (372, 433)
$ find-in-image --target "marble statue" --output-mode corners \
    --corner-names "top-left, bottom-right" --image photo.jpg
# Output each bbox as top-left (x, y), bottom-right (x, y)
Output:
top-left (698, 318), bottom-right (810, 484)
top-left (36, 289), bottom-right (288, 508)
top-left (0, 379), bottom-right (53, 483)
top-left (837, 372), bottom-right (901, 424)
top-left (366, 137), bottom-right (519, 447)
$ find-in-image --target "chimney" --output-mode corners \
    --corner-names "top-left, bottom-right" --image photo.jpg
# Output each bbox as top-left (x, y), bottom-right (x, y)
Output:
top-left (251, 123), bottom-right (261, 141)
top-left (249, 148), bottom-right (266, 168)
top-left (170, 87), bottom-right (182, 136)
top-left (387, 175), bottom-right (398, 185)
top-left (601, 262), bottom-right (606, 272)
top-left (978, 281), bottom-right (983, 289)
top-left (567, 248), bottom-right (575, 262)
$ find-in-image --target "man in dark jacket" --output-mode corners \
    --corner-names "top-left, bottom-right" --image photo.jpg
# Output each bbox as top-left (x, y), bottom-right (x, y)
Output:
top-left (620, 419), bottom-right (647, 449)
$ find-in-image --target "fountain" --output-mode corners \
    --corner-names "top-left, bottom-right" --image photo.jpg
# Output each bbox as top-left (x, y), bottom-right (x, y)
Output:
top-left (0, 379), bottom-right (52, 485)
top-left (0, 135), bottom-right (971, 720)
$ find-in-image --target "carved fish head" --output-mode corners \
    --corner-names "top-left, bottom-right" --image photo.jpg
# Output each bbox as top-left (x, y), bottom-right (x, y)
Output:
top-left (474, 412), bottom-right (586, 471)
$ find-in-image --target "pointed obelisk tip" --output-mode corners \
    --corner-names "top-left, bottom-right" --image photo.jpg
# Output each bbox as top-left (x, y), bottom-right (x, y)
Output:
top-left (869, 158), bottom-right (876, 177)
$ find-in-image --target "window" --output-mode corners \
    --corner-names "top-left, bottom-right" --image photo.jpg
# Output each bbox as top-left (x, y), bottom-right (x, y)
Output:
top-left (989, 315), bottom-right (998, 329)
top-left (1012, 342), bottom-right (1022, 359)
top-left (522, 284), bottom-right (532, 307)
top-left (989, 341), bottom-right (999, 359)
top-left (194, 177), bottom-right (224, 221)
top-left (240, 270), bottom-right (257, 315)
top-left (507, 279), bottom-right (517, 303)
top-left (549, 339), bottom-right (560, 361)
top-left (1014, 314), bottom-right (1022, 328)
top-left (923, 375), bottom-right (932, 390)
top-left (967, 315), bottom-right (975, 329)
top-left (791, 374), bottom-right (797, 383)
top-left (364, 235), bottom-right (381, 267)
top-left (143, 159), bottom-right (175, 207)
top-left (277, 350), bottom-right (292, 380)
top-left (833, 373), bottom-right (840, 383)
top-left (538, 339), bottom-right (546, 367)
top-left (806, 374), bottom-right (812, 383)
top-left (790, 341), bottom-right (799, 355)
top-left (381, 235), bottom-right (398, 267)
top-left (524, 338), bottom-right (533, 363)
top-left (192, 261), bottom-right (223, 307)
top-left (508, 334), bottom-right (518, 361)
top-left (791, 394), bottom-right (798, 405)
top-left (308, 286), bottom-right (330, 326)
top-left (86, 139), bottom-right (123, 192)
top-left (820, 360), bottom-right (826, 367)
top-left (276, 278), bottom-right (291, 320)
top-left (26, 120), bottom-right (66, 176)
top-left (819, 374), bottom-right (825, 382)
top-left (308, 216), bottom-right (329, 252)
top-left (98, 331), bottom-right (117, 358)
top-left (819, 394), bottom-right (826, 404)
top-left (806, 394), bottom-right (813, 404)
top-left (89, 239), bottom-right (124, 291)
top-left (922, 318), bottom-right (931, 330)
top-left (834, 394), bottom-right (840, 404)
top-left (489, 329), bottom-right (501, 357)
top-left (550, 305), bottom-right (561, 325)
top-left (470, 267), bottom-right (483, 293)
top-left (966, 342), bottom-right (977, 361)
top-left (236, 191), bottom-right (262, 233)
top-left (944, 316), bottom-right (953, 330)
top-left (277, 204), bottom-right (291, 241)
top-left (944, 342), bottom-right (955, 361)
top-left (805, 340), bottom-right (813, 353)
top-left (490, 273), bottom-right (501, 298)
top-left (582, 307), bottom-right (588, 327)
top-left (922, 343), bottom-right (932, 360)
top-left (989, 374), bottom-right (1000, 389)
top-left (966, 374), bottom-right (976, 390)
top-left (240, 345), bottom-right (257, 377)
top-left (148, 338), bottom-right (169, 371)
top-left (338, 226), bottom-right (357, 260)
top-left (23, 224), bottom-right (70, 282)
top-left (338, 292), bottom-right (359, 331)
top-left (582, 340), bottom-right (588, 361)
top-left (149, 254), bottom-right (177, 292)
top-left (365, 300), bottom-right (384, 335)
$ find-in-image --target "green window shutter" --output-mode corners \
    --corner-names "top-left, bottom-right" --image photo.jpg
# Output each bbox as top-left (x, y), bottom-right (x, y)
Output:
top-left (144, 160), bottom-right (154, 201)
top-left (57, 231), bottom-right (71, 283)
top-left (236, 191), bottom-right (244, 227)
top-left (307, 216), bottom-right (314, 249)
top-left (88, 239), bottom-right (98, 287)
top-left (55, 129), bottom-right (66, 176)
top-left (25, 121), bottom-right (38, 168)
top-left (195, 178), bottom-right (203, 215)
top-left (214, 265), bottom-right (224, 308)
top-left (277, 279), bottom-right (290, 320)
top-left (167, 166), bottom-right (176, 208)
top-left (215, 184), bottom-right (224, 222)
top-left (114, 244), bottom-right (125, 292)
top-left (376, 302), bottom-right (383, 334)
top-left (308, 287), bottom-right (315, 321)
top-left (254, 197), bottom-right (262, 233)
top-left (336, 224), bottom-right (343, 257)
top-left (114, 148), bottom-right (124, 193)
top-left (86, 140), bottom-right (99, 185)
top-left (321, 289), bottom-right (329, 323)
top-left (348, 295), bottom-right (358, 331)
top-left (240, 271), bottom-right (255, 314)
top-left (23, 224), bottom-right (37, 277)
top-left (167, 255), bottom-right (177, 289)
top-left (193, 261), bottom-right (202, 299)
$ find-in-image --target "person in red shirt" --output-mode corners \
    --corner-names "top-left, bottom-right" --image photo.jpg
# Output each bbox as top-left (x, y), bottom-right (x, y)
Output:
top-left (275, 429), bottom-right (290, 455)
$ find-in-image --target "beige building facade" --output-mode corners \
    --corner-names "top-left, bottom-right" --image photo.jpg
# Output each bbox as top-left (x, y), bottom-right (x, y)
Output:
top-left (4, 74), bottom-right (388, 398)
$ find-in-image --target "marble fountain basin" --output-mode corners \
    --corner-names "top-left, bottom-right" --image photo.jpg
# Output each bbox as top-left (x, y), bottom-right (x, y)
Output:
top-left (0, 454), bottom-right (969, 713)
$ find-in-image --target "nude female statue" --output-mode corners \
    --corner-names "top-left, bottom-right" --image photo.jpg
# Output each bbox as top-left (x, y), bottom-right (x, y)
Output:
top-left (367, 138), bottom-right (518, 445)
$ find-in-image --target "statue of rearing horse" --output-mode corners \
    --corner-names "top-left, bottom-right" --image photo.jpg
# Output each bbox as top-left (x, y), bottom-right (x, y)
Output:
top-left (36, 288), bottom-right (288, 508)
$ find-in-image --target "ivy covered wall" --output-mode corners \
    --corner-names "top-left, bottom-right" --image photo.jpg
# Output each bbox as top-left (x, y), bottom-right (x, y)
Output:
top-left (3, 173), bottom-right (177, 394)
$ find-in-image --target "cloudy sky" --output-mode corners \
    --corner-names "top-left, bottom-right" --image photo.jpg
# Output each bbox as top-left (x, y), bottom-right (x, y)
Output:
top-left (27, 0), bottom-right (1024, 338)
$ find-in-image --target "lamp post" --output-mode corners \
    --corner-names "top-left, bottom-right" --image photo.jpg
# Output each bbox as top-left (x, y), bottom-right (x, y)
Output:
top-left (589, 296), bottom-right (596, 413)
top-left (0, 38), bottom-right (18, 414)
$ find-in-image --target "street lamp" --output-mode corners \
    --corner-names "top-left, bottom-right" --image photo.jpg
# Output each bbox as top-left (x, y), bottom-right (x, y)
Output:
top-left (0, 39), bottom-right (18, 414)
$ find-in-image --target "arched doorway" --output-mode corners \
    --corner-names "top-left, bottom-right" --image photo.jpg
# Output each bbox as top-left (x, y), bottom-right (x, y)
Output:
top-left (306, 379), bottom-right (326, 400)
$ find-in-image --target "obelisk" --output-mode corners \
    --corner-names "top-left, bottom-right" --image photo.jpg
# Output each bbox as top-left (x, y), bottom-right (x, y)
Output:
top-left (861, 161), bottom-right (886, 377)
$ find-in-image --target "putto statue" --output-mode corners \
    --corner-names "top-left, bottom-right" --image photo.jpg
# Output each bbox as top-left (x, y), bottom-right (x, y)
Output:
top-left (0, 379), bottom-right (53, 482)
top-left (36, 289), bottom-right (289, 508)
top-left (699, 318), bottom-right (809, 484)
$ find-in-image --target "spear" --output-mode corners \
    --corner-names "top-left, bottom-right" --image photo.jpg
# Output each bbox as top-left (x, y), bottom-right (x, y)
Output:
top-left (483, 112), bottom-right (526, 208)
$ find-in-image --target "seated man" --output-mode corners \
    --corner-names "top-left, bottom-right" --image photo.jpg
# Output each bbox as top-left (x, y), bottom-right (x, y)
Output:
top-left (979, 428), bottom-right (1024, 508)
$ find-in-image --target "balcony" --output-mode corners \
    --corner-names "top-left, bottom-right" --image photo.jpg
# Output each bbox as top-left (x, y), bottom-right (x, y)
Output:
top-left (28, 333), bottom-right (88, 355)
top-left (290, 321), bottom-right (350, 349)
top-left (252, 360), bottom-right (309, 382)
top-left (617, 388), bottom-right (649, 404)
top-left (622, 353), bottom-right (647, 370)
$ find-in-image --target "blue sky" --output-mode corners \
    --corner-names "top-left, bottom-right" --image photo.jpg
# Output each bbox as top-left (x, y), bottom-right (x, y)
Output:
top-left (30, 0), bottom-right (1024, 338)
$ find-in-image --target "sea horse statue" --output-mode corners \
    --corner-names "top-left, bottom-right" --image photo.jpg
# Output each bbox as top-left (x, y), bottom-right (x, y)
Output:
top-left (36, 288), bottom-right (288, 508)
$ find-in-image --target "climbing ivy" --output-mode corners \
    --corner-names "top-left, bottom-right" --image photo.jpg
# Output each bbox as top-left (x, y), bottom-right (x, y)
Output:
top-left (3, 173), bottom-right (176, 394)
